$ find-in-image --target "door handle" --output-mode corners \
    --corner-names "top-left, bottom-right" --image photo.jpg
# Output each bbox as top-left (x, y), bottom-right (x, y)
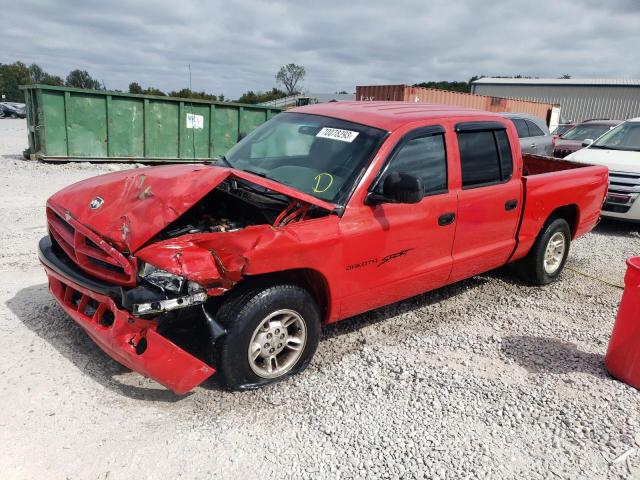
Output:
top-left (530, 143), bottom-right (537, 149)
top-left (505, 199), bottom-right (518, 211)
top-left (438, 212), bottom-right (455, 226)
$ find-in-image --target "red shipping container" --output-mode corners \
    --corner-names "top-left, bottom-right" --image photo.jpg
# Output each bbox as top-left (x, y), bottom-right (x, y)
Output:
top-left (355, 84), bottom-right (560, 126)
top-left (605, 257), bottom-right (640, 389)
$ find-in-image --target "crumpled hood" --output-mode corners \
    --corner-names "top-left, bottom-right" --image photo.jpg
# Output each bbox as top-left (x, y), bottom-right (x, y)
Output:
top-left (47, 164), bottom-right (335, 253)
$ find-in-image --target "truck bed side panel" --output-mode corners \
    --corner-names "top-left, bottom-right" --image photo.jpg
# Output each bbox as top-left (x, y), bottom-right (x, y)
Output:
top-left (511, 162), bottom-right (608, 262)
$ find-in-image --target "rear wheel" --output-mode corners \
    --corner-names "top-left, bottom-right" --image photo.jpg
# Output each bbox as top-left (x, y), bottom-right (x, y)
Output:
top-left (212, 283), bottom-right (321, 390)
top-left (519, 217), bottom-right (571, 285)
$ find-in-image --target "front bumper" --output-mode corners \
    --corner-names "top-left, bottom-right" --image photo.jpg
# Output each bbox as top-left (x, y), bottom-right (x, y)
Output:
top-left (602, 194), bottom-right (640, 222)
top-left (38, 236), bottom-right (215, 394)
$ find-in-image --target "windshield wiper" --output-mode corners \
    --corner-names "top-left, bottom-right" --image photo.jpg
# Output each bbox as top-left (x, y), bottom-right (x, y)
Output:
top-left (214, 155), bottom-right (233, 168)
top-left (591, 145), bottom-right (634, 151)
top-left (243, 169), bottom-right (268, 178)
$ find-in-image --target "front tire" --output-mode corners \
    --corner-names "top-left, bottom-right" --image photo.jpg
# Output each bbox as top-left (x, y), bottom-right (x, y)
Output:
top-left (519, 217), bottom-right (571, 285)
top-left (213, 283), bottom-right (321, 390)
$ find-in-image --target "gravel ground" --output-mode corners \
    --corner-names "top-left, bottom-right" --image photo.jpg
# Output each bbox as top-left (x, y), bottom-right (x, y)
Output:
top-left (1, 119), bottom-right (639, 479)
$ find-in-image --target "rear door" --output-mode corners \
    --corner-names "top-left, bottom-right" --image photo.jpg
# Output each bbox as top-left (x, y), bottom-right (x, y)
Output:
top-left (525, 119), bottom-right (553, 156)
top-left (512, 117), bottom-right (535, 154)
top-left (450, 121), bottom-right (523, 281)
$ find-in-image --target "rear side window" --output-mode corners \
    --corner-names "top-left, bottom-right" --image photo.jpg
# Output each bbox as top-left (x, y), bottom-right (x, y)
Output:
top-left (378, 132), bottom-right (447, 195)
top-left (513, 118), bottom-right (530, 138)
top-left (495, 130), bottom-right (513, 179)
top-left (526, 120), bottom-right (545, 137)
top-left (457, 127), bottom-right (514, 188)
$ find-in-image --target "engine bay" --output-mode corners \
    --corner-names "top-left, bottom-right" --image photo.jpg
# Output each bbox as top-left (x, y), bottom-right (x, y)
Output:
top-left (156, 178), bottom-right (327, 240)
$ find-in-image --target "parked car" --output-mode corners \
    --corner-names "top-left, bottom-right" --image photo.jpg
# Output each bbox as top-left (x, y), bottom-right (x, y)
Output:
top-left (502, 112), bottom-right (554, 156)
top-left (552, 123), bottom-right (575, 139)
top-left (38, 102), bottom-right (608, 393)
top-left (566, 118), bottom-right (640, 221)
top-left (0, 102), bottom-right (26, 119)
top-left (554, 120), bottom-right (621, 158)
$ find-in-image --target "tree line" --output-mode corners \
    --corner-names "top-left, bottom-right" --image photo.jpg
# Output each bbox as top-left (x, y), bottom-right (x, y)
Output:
top-left (0, 61), bottom-right (308, 105)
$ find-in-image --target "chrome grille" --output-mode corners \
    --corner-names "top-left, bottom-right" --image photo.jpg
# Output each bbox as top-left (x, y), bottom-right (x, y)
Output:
top-left (603, 171), bottom-right (640, 214)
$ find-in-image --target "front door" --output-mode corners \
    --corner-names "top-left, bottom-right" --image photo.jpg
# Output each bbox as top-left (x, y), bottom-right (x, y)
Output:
top-left (450, 122), bottom-right (523, 282)
top-left (339, 126), bottom-right (458, 318)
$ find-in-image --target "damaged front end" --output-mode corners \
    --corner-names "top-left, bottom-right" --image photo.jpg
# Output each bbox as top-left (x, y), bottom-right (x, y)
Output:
top-left (40, 165), bottom-right (335, 394)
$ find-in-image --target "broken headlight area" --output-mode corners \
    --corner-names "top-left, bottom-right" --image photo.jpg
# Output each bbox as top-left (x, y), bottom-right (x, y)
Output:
top-left (139, 262), bottom-right (185, 293)
top-left (133, 291), bottom-right (208, 316)
top-left (126, 263), bottom-right (208, 317)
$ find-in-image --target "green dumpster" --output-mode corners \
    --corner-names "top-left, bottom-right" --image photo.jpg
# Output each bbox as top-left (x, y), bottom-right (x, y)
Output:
top-left (20, 85), bottom-right (281, 163)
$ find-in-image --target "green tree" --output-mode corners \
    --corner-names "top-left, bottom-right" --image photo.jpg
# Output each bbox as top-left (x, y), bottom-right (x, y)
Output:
top-left (128, 82), bottom-right (143, 94)
top-left (0, 61), bottom-right (32, 101)
top-left (236, 87), bottom-right (287, 104)
top-left (28, 63), bottom-right (45, 83)
top-left (142, 87), bottom-right (166, 96)
top-left (65, 69), bottom-right (102, 90)
top-left (169, 88), bottom-right (217, 100)
top-left (275, 64), bottom-right (305, 95)
top-left (413, 80), bottom-right (473, 93)
top-left (41, 74), bottom-right (64, 86)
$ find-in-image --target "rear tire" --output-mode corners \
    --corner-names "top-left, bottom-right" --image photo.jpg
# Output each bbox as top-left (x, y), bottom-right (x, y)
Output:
top-left (519, 217), bottom-right (571, 285)
top-left (212, 283), bottom-right (321, 390)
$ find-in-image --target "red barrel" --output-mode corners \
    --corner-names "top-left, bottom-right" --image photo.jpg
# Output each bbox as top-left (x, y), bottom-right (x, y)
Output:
top-left (605, 257), bottom-right (640, 389)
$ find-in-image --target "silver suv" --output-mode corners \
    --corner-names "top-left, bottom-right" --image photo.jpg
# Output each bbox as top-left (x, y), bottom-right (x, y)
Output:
top-left (502, 113), bottom-right (553, 156)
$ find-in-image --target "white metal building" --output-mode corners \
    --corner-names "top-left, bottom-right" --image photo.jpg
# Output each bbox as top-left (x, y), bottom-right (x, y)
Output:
top-left (471, 78), bottom-right (640, 123)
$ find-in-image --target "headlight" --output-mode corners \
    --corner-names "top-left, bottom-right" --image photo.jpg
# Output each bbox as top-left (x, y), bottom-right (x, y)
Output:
top-left (139, 262), bottom-right (185, 293)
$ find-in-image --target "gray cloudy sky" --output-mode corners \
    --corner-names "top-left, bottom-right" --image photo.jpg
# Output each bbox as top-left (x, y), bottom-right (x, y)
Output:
top-left (3, 0), bottom-right (640, 98)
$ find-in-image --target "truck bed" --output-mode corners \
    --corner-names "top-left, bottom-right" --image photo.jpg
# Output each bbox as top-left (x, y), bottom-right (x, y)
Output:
top-left (511, 154), bottom-right (609, 262)
top-left (522, 154), bottom-right (589, 176)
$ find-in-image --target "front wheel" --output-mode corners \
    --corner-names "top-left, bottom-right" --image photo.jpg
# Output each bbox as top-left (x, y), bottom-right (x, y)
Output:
top-left (519, 217), bottom-right (571, 285)
top-left (212, 283), bottom-right (321, 390)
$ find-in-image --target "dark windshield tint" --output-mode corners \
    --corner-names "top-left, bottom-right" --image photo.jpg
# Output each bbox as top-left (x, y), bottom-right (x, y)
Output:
top-left (225, 112), bottom-right (387, 204)
top-left (592, 122), bottom-right (640, 151)
top-left (562, 124), bottom-right (614, 141)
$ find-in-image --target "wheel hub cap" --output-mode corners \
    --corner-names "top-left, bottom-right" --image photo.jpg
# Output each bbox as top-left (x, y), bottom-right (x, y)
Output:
top-left (248, 309), bottom-right (307, 379)
top-left (543, 231), bottom-right (566, 274)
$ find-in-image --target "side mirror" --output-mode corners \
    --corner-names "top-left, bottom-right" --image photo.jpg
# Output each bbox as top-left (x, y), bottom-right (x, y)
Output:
top-left (366, 172), bottom-right (424, 205)
top-left (582, 138), bottom-right (594, 147)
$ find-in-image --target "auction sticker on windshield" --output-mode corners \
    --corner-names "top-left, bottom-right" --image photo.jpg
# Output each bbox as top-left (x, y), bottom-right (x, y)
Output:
top-left (316, 127), bottom-right (359, 142)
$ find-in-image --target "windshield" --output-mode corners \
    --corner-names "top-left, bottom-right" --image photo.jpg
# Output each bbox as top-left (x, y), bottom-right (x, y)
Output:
top-left (561, 124), bottom-right (614, 141)
top-left (552, 124), bottom-right (573, 136)
top-left (591, 122), bottom-right (640, 151)
top-left (224, 112), bottom-right (387, 204)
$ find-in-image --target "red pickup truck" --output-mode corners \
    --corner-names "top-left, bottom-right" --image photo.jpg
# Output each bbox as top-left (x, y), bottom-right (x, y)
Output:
top-left (38, 102), bottom-right (608, 393)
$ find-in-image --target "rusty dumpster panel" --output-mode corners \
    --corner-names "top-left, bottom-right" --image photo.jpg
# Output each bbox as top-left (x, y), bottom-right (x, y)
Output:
top-left (355, 84), bottom-right (557, 124)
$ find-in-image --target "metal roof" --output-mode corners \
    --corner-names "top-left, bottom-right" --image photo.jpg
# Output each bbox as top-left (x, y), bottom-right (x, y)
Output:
top-left (472, 78), bottom-right (640, 87)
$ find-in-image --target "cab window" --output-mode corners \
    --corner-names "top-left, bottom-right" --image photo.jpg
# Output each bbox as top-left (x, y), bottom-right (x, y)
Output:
top-left (376, 130), bottom-right (447, 196)
top-left (456, 123), bottom-right (514, 188)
